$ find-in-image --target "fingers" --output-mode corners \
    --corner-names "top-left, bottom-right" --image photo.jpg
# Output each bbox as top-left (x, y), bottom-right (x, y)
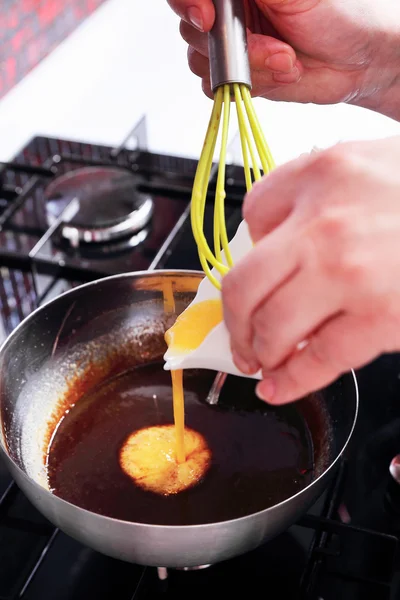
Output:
top-left (254, 61), bottom-right (355, 106)
top-left (188, 46), bottom-right (277, 98)
top-left (243, 153), bottom-right (311, 242)
top-left (187, 49), bottom-right (302, 97)
top-left (181, 22), bottom-right (297, 66)
top-left (222, 220), bottom-right (299, 373)
top-left (181, 22), bottom-right (301, 89)
top-left (202, 78), bottom-right (213, 99)
top-left (180, 21), bottom-right (209, 56)
top-left (247, 32), bottom-right (297, 72)
top-left (187, 47), bottom-right (209, 79)
top-left (167, 0), bottom-right (215, 32)
top-left (252, 270), bottom-right (342, 372)
top-left (244, 62), bottom-right (302, 97)
top-left (175, 3), bottom-right (349, 105)
top-left (256, 312), bottom-right (379, 405)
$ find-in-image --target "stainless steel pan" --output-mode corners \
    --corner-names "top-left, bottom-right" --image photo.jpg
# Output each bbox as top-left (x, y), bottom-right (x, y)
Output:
top-left (0, 270), bottom-right (358, 567)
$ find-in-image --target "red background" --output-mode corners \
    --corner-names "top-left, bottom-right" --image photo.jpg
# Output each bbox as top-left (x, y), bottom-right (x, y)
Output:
top-left (0, 0), bottom-right (108, 100)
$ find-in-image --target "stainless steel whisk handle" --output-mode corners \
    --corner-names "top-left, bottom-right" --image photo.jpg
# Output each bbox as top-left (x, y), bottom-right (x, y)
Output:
top-left (208, 0), bottom-right (251, 92)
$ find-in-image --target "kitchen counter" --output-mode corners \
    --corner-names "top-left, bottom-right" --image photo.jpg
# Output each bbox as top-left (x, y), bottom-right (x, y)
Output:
top-left (0, 0), bottom-right (400, 163)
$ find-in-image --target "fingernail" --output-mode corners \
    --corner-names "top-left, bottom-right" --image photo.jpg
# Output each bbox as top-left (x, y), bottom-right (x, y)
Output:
top-left (256, 378), bottom-right (276, 403)
top-left (232, 349), bottom-right (258, 375)
top-left (187, 6), bottom-right (204, 31)
top-left (265, 52), bottom-right (294, 73)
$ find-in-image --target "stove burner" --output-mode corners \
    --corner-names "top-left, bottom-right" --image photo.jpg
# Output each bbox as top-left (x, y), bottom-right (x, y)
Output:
top-left (45, 167), bottom-right (153, 245)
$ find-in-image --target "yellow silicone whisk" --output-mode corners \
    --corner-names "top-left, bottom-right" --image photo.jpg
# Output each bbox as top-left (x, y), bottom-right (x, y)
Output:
top-left (190, 0), bottom-right (275, 290)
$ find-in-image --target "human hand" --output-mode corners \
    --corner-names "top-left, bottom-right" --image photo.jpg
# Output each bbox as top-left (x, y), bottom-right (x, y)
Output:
top-left (221, 136), bottom-right (400, 404)
top-left (167, 0), bottom-right (400, 120)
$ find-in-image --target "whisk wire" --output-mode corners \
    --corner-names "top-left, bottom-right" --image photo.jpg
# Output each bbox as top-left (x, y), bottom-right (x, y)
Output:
top-left (199, 126), bottom-right (220, 282)
top-left (191, 82), bottom-right (275, 290)
top-left (214, 85), bottom-right (233, 267)
top-left (191, 88), bottom-right (226, 288)
top-left (242, 87), bottom-right (275, 172)
top-left (199, 134), bottom-right (221, 285)
top-left (234, 85), bottom-right (252, 193)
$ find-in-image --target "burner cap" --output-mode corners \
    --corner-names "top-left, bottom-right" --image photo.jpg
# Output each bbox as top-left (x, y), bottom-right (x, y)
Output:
top-left (45, 166), bottom-right (153, 244)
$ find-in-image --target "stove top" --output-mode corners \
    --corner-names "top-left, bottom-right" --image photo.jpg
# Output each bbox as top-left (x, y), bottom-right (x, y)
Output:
top-left (0, 118), bottom-right (400, 600)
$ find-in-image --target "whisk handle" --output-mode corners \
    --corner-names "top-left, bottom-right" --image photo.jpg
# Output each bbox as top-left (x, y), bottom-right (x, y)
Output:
top-left (208, 0), bottom-right (251, 92)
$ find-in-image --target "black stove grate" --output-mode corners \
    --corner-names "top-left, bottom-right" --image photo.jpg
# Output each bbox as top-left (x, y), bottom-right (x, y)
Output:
top-left (0, 481), bottom-right (57, 600)
top-left (299, 461), bottom-right (399, 599)
top-left (0, 129), bottom-right (251, 283)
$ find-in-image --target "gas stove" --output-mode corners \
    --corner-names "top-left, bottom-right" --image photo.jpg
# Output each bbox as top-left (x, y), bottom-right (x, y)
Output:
top-left (0, 118), bottom-right (400, 600)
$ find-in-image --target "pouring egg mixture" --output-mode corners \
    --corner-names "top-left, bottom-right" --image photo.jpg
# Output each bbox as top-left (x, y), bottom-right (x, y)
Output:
top-left (119, 292), bottom-right (224, 496)
top-left (121, 223), bottom-right (254, 495)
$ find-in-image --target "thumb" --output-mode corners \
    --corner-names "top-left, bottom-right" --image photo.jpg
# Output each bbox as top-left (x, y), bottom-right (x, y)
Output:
top-left (167, 0), bottom-right (215, 32)
top-left (247, 30), bottom-right (298, 73)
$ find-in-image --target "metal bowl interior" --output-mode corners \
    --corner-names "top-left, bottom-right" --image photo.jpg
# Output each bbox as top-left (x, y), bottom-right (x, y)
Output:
top-left (0, 270), bottom-right (358, 567)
